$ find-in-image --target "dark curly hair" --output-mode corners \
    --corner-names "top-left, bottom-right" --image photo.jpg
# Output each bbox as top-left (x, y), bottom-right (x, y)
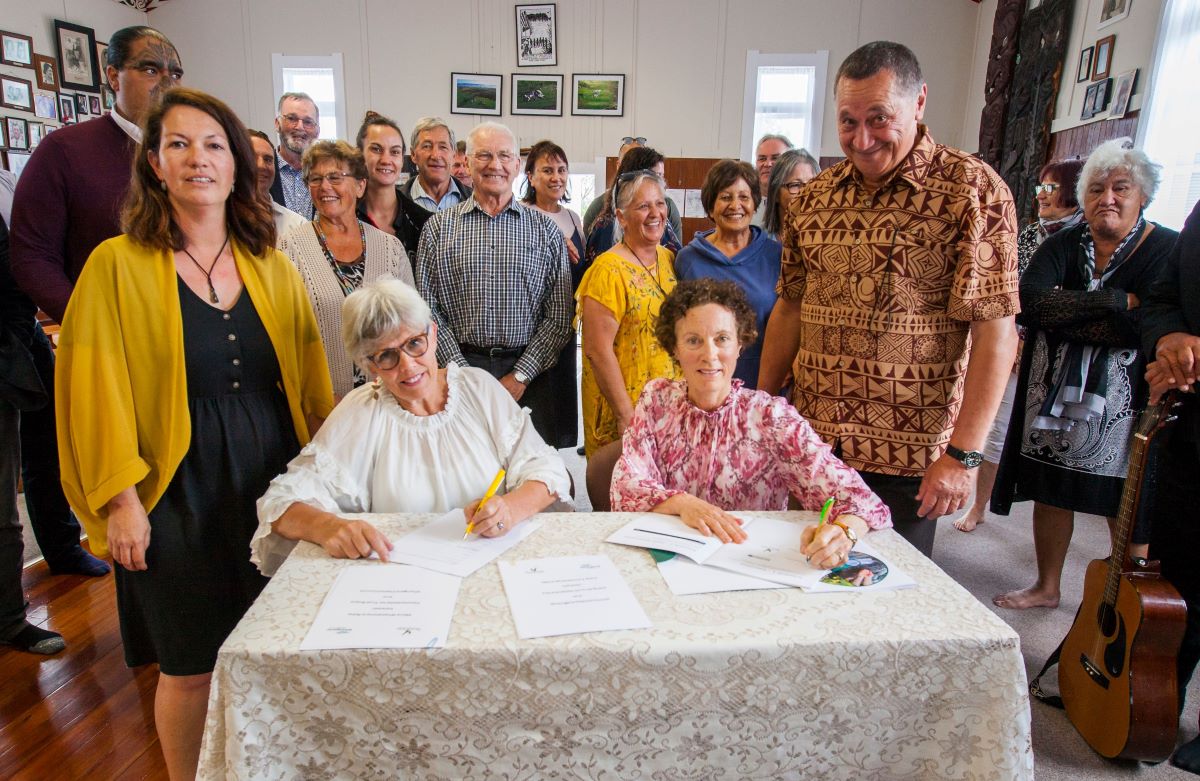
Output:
top-left (700, 159), bottom-right (760, 216)
top-left (655, 278), bottom-right (758, 358)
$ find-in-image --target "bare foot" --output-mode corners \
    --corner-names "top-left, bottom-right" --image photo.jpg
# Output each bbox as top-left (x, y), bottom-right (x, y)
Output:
top-left (954, 514), bottom-right (985, 532)
top-left (992, 587), bottom-right (1060, 610)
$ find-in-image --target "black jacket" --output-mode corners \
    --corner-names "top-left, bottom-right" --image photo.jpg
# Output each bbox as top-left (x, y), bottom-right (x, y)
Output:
top-left (1142, 199), bottom-right (1200, 356)
top-left (0, 215), bottom-right (46, 410)
top-left (354, 186), bottom-right (440, 274)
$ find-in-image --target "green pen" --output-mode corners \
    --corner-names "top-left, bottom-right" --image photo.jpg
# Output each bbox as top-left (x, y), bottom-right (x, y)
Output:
top-left (817, 496), bottom-right (836, 528)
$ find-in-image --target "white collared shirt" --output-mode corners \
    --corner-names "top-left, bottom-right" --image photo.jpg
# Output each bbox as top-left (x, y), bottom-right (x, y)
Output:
top-left (410, 176), bottom-right (465, 213)
top-left (109, 107), bottom-right (142, 143)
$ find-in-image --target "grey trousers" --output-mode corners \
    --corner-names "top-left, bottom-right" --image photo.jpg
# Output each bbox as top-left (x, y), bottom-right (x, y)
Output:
top-left (0, 399), bottom-right (28, 638)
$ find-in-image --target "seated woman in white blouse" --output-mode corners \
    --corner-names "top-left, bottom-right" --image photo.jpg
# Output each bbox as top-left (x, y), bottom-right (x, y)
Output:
top-left (253, 278), bottom-right (572, 575)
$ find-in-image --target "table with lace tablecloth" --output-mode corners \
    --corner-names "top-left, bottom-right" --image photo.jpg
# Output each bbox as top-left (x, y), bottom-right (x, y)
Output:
top-left (197, 512), bottom-right (1033, 780)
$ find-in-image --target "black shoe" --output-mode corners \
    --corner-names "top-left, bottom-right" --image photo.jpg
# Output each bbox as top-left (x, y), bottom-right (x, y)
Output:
top-left (48, 547), bottom-right (111, 577)
top-left (1, 622), bottom-right (66, 654)
top-left (1173, 735), bottom-right (1200, 774)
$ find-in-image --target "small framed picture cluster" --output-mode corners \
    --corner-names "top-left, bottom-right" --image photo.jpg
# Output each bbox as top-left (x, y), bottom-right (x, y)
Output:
top-left (1077, 28), bottom-right (1131, 121)
top-left (450, 5), bottom-right (626, 118)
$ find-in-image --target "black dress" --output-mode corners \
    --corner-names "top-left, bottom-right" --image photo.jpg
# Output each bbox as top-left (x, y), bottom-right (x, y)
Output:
top-left (114, 280), bottom-right (300, 675)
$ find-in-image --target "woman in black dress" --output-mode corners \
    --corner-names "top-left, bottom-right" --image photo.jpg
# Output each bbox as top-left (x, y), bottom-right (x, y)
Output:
top-left (54, 88), bottom-right (333, 780)
top-left (991, 138), bottom-right (1176, 610)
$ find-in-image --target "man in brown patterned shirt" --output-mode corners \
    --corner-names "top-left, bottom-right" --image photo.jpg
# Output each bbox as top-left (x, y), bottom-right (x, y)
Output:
top-left (758, 41), bottom-right (1019, 557)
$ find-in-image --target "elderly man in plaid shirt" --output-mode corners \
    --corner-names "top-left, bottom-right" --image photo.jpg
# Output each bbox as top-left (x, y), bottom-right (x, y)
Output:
top-left (416, 121), bottom-right (574, 446)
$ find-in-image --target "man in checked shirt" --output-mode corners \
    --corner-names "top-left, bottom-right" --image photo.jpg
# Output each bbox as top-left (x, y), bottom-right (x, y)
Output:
top-left (416, 121), bottom-right (573, 446)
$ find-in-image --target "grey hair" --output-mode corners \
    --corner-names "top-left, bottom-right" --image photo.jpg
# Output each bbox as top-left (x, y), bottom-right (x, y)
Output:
top-left (1077, 137), bottom-right (1161, 207)
top-left (466, 122), bottom-right (517, 155)
top-left (277, 91), bottom-right (319, 116)
top-left (756, 134), bottom-right (794, 152)
top-left (611, 171), bottom-right (667, 244)
top-left (835, 41), bottom-right (924, 98)
top-left (341, 278), bottom-right (432, 370)
top-left (410, 116), bottom-right (456, 150)
top-left (763, 148), bottom-right (821, 236)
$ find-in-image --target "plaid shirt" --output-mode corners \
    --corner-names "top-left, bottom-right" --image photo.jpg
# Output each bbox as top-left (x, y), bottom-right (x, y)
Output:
top-left (277, 154), bottom-right (313, 219)
top-left (417, 195), bottom-right (572, 380)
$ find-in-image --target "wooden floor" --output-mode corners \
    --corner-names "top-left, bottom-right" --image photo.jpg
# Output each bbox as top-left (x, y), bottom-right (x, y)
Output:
top-left (0, 558), bottom-right (168, 780)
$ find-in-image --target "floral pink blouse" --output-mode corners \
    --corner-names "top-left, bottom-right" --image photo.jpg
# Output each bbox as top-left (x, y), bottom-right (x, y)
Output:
top-left (611, 379), bottom-right (892, 528)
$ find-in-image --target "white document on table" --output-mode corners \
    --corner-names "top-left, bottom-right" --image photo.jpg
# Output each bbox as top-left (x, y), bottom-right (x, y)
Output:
top-left (498, 555), bottom-right (652, 639)
top-left (299, 564), bottom-right (459, 650)
top-left (704, 516), bottom-right (825, 588)
top-left (605, 513), bottom-right (726, 562)
top-left (386, 509), bottom-right (542, 577)
top-left (656, 556), bottom-right (787, 595)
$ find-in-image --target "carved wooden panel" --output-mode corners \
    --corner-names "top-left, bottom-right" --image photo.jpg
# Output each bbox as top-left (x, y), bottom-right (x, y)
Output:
top-left (998, 0), bottom-right (1075, 222)
top-left (978, 0), bottom-right (1024, 169)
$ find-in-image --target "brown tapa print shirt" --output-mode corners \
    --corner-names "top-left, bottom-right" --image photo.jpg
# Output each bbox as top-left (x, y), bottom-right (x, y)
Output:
top-left (778, 126), bottom-right (1019, 477)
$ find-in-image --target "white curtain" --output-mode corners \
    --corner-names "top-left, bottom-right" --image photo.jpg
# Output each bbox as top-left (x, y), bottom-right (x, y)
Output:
top-left (1138, 0), bottom-right (1200, 230)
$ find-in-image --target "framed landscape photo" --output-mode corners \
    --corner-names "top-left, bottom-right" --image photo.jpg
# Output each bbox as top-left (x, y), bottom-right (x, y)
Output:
top-left (74, 91), bottom-right (89, 116)
top-left (1, 74), bottom-right (34, 111)
top-left (1077, 46), bottom-right (1093, 83)
top-left (34, 91), bottom-right (58, 120)
top-left (0, 30), bottom-right (34, 68)
top-left (5, 117), bottom-right (29, 150)
top-left (571, 73), bottom-right (624, 116)
top-left (1092, 34), bottom-right (1115, 80)
top-left (1108, 68), bottom-right (1138, 118)
top-left (511, 73), bottom-right (563, 116)
top-left (450, 72), bottom-right (502, 116)
top-left (33, 53), bottom-right (59, 91)
top-left (515, 4), bottom-right (557, 67)
top-left (55, 20), bottom-right (100, 92)
top-left (1099, 0), bottom-right (1131, 29)
top-left (59, 93), bottom-right (76, 123)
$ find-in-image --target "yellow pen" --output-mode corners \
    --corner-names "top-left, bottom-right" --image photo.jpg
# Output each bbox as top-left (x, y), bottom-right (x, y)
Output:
top-left (464, 468), bottom-right (506, 538)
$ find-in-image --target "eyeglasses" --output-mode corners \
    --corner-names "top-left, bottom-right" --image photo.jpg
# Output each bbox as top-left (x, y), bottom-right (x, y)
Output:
top-left (620, 136), bottom-right (647, 145)
top-left (1033, 183), bottom-right (1060, 195)
top-left (366, 327), bottom-right (432, 370)
top-left (782, 181), bottom-right (807, 195)
top-left (471, 150), bottom-right (517, 165)
top-left (305, 171), bottom-right (354, 187)
top-left (280, 113), bottom-right (319, 130)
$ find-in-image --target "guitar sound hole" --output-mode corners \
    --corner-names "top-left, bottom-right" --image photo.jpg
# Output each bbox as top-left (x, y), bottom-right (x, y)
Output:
top-left (1098, 602), bottom-right (1118, 636)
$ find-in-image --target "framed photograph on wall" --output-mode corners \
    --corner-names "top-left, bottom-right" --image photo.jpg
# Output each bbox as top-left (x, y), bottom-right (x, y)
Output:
top-left (1108, 68), bottom-right (1138, 118)
top-left (0, 120), bottom-right (6, 148)
top-left (5, 117), bottom-right (29, 150)
top-left (96, 41), bottom-right (109, 73)
top-left (1093, 77), bottom-right (1112, 115)
top-left (0, 30), bottom-right (34, 68)
top-left (1076, 46), bottom-right (1093, 83)
top-left (55, 20), bottom-right (100, 92)
top-left (6, 149), bottom-right (32, 178)
top-left (1098, 0), bottom-right (1132, 29)
top-left (450, 72), bottom-right (502, 116)
top-left (571, 74), bottom-right (624, 116)
top-left (28, 122), bottom-right (45, 148)
top-left (515, 4), bottom-right (557, 67)
top-left (59, 93), bottom-right (76, 124)
top-left (89, 94), bottom-right (102, 115)
top-left (1, 74), bottom-right (34, 111)
top-left (34, 91), bottom-right (58, 120)
top-left (511, 73), bottom-right (563, 116)
top-left (1092, 35), bottom-right (1115, 80)
top-left (1081, 83), bottom-right (1098, 119)
top-left (74, 92), bottom-right (89, 116)
top-left (33, 53), bottom-right (59, 91)
top-left (102, 85), bottom-right (115, 110)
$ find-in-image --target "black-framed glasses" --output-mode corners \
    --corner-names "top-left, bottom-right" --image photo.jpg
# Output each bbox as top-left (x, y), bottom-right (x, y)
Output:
top-left (1033, 183), bottom-right (1061, 195)
top-left (366, 326), bottom-right (431, 370)
top-left (306, 171), bottom-right (354, 187)
top-left (620, 136), bottom-right (647, 145)
top-left (783, 181), bottom-right (807, 195)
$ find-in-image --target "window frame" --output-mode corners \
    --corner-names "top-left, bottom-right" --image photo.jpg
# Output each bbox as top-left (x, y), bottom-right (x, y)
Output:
top-left (741, 50), bottom-right (829, 164)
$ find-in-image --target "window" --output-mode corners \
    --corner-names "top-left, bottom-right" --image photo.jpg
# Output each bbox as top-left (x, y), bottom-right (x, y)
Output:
top-left (742, 51), bottom-right (829, 163)
top-left (271, 53), bottom-right (345, 141)
top-left (1138, 0), bottom-right (1200, 229)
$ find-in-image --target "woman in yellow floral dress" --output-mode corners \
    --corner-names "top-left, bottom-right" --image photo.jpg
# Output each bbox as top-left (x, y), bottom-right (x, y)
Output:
top-left (578, 169), bottom-right (680, 508)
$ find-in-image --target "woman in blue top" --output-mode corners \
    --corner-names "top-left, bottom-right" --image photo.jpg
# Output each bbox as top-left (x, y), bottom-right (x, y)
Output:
top-left (674, 159), bottom-right (781, 388)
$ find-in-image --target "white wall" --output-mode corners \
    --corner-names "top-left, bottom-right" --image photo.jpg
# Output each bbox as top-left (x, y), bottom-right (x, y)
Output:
top-left (148, 0), bottom-right (986, 161)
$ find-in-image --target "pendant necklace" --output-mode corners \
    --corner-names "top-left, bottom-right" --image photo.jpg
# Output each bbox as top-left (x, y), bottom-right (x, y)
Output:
top-left (182, 235), bottom-right (231, 304)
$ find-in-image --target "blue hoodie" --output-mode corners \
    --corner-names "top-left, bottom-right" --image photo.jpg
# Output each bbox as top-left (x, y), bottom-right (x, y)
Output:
top-left (674, 226), bottom-right (781, 388)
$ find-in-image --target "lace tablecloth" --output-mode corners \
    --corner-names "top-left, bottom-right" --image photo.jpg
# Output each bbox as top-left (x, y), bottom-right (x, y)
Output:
top-left (198, 512), bottom-right (1033, 780)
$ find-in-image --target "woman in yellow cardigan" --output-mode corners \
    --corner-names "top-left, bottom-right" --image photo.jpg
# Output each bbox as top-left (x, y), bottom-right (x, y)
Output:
top-left (55, 88), bottom-right (334, 781)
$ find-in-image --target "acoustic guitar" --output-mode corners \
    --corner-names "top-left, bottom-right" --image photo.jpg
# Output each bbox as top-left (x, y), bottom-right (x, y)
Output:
top-left (1059, 393), bottom-right (1187, 760)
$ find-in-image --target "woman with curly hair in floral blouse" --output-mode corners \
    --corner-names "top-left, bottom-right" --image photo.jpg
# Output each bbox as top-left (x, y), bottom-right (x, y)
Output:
top-left (610, 278), bottom-right (891, 569)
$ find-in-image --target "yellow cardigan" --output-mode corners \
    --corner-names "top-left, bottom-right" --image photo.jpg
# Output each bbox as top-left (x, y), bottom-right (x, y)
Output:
top-left (55, 235), bottom-right (335, 556)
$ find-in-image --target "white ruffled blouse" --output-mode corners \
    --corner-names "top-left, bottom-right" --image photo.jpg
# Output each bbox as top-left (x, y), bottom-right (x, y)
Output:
top-left (253, 364), bottom-right (573, 575)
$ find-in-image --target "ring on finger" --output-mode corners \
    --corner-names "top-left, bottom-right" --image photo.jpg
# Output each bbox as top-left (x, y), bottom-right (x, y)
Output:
top-left (497, 522), bottom-right (505, 531)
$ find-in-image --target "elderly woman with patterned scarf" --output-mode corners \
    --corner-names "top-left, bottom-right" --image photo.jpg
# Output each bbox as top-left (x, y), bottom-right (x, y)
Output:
top-left (991, 138), bottom-right (1178, 610)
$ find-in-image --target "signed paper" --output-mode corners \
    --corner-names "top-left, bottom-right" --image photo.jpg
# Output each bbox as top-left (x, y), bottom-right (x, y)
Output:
top-left (656, 556), bottom-right (787, 595)
top-left (386, 509), bottom-right (541, 577)
top-left (498, 555), bottom-right (652, 639)
top-left (300, 565), bottom-right (459, 650)
top-left (606, 513), bottom-right (726, 562)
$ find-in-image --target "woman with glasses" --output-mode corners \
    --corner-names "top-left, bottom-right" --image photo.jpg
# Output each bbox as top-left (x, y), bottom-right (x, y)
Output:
top-left (584, 146), bottom-right (682, 265)
top-left (675, 159), bottom-right (781, 388)
top-left (956, 158), bottom-right (1084, 533)
top-left (254, 278), bottom-right (571, 572)
top-left (761, 148), bottom-right (820, 238)
top-left (577, 169), bottom-right (681, 509)
top-left (279, 139), bottom-right (414, 400)
top-left (54, 89), bottom-right (334, 781)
